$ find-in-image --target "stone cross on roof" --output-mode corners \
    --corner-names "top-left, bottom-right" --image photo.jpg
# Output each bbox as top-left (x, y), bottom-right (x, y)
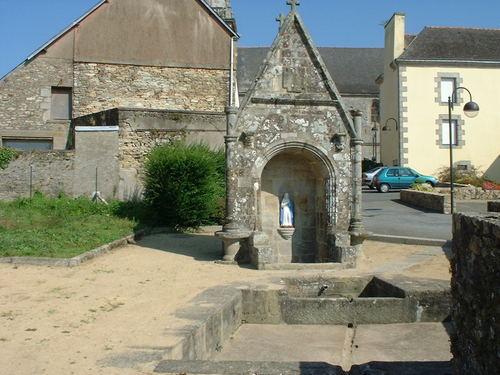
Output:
top-left (287, 0), bottom-right (300, 11)
top-left (276, 13), bottom-right (286, 28)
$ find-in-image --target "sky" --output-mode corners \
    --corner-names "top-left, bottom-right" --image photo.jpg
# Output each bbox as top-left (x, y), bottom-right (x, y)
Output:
top-left (0, 0), bottom-right (499, 78)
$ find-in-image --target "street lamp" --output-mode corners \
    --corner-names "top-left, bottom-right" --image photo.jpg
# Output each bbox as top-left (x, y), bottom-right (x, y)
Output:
top-left (448, 87), bottom-right (479, 214)
top-left (382, 117), bottom-right (398, 131)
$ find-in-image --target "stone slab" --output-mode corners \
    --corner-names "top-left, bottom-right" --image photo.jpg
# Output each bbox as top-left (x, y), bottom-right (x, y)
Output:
top-left (261, 263), bottom-right (348, 271)
top-left (214, 324), bottom-right (348, 364)
top-left (351, 323), bottom-right (453, 364)
top-left (155, 360), bottom-right (345, 374)
top-left (350, 361), bottom-right (453, 375)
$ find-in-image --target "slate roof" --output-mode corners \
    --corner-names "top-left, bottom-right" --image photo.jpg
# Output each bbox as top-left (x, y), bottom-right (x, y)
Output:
top-left (399, 27), bottom-right (500, 62)
top-left (237, 47), bottom-right (384, 96)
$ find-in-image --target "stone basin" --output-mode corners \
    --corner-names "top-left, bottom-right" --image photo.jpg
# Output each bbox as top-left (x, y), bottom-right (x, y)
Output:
top-left (284, 276), bottom-right (405, 299)
top-left (279, 276), bottom-right (409, 325)
top-left (242, 276), bottom-right (450, 326)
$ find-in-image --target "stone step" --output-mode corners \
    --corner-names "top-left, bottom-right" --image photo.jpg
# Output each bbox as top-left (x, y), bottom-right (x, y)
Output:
top-left (154, 360), bottom-right (345, 374)
top-left (154, 359), bottom-right (453, 374)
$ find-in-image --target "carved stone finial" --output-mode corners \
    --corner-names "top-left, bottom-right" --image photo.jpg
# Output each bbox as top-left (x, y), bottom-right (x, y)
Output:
top-left (287, 0), bottom-right (300, 11)
top-left (276, 13), bottom-right (286, 28)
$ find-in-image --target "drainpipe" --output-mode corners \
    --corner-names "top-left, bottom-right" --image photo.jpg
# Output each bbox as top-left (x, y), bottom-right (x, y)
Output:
top-left (349, 110), bottom-right (368, 246)
top-left (229, 37), bottom-right (235, 107)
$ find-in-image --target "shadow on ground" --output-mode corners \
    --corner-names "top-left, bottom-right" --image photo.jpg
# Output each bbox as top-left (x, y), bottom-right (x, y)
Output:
top-left (137, 232), bottom-right (223, 261)
top-left (390, 199), bottom-right (442, 214)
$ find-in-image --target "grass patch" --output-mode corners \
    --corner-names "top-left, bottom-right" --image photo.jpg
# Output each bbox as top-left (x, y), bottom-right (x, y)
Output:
top-left (0, 193), bottom-right (139, 258)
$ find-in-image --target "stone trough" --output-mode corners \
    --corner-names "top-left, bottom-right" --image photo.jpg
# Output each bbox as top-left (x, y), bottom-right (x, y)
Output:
top-left (245, 275), bottom-right (450, 325)
top-left (152, 275), bottom-right (451, 374)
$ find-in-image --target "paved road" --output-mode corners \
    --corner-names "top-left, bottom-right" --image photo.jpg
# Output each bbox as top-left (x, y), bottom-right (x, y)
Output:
top-left (362, 190), bottom-right (452, 240)
top-left (362, 189), bottom-right (488, 240)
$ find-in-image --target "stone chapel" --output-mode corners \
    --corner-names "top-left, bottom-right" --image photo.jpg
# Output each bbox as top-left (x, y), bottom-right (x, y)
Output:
top-left (216, 4), bottom-right (366, 268)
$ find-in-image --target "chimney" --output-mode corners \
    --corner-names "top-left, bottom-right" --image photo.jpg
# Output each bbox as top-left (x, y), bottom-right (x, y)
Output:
top-left (384, 13), bottom-right (406, 64)
top-left (205, 0), bottom-right (237, 31)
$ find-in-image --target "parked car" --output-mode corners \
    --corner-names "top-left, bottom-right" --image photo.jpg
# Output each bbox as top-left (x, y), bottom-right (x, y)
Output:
top-left (373, 167), bottom-right (438, 193)
top-left (362, 166), bottom-right (385, 189)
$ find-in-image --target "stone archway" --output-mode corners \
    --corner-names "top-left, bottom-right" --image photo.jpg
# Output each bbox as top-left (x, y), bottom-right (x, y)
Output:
top-left (259, 148), bottom-right (331, 263)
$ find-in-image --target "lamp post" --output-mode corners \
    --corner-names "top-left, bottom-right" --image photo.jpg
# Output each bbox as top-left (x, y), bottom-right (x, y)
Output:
top-left (448, 87), bottom-right (479, 215)
top-left (382, 117), bottom-right (398, 131)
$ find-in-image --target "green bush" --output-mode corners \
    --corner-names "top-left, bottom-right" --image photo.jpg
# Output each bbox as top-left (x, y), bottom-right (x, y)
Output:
top-left (436, 165), bottom-right (490, 187)
top-left (410, 183), bottom-right (436, 192)
top-left (143, 142), bottom-right (225, 230)
top-left (0, 147), bottom-right (20, 169)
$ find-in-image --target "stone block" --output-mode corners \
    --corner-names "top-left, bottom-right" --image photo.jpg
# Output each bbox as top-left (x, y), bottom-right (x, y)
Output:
top-left (451, 213), bottom-right (499, 375)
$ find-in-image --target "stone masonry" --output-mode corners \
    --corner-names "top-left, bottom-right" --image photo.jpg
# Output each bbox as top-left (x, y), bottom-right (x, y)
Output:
top-left (0, 57), bottom-right (73, 129)
top-left (73, 108), bottom-right (226, 199)
top-left (0, 150), bottom-right (75, 201)
top-left (73, 63), bottom-right (229, 117)
top-left (217, 8), bottom-right (364, 268)
top-left (451, 213), bottom-right (499, 375)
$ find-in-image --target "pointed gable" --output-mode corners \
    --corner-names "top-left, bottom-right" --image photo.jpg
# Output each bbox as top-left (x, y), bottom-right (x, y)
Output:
top-left (240, 9), bottom-right (355, 137)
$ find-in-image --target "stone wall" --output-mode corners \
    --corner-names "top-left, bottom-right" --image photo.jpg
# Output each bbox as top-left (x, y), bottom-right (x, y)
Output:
top-left (0, 57), bottom-right (73, 149)
top-left (0, 129), bottom-right (122, 202)
top-left (0, 150), bottom-right (75, 201)
top-left (451, 213), bottom-right (499, 375)
top-left (0, 57), bottom-right (73, 128)
top-left (400, 189), bottom-right (450, 214)
top-left (454, 185), bottom-right (500, 200)
top-left (73, 108), bottom-right (226, 200)
top-left (73, 63), bottom-right (229, 117)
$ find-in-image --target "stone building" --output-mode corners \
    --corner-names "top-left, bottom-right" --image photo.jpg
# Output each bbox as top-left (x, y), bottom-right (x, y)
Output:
top-left (216, 6), bottom-right (366, 268)
top-left (0, 0), bottom-right (238, 200)
top-left (238, 47), bottom-right (383, 161)
top-left (380, 13), bottom-right (500, 180)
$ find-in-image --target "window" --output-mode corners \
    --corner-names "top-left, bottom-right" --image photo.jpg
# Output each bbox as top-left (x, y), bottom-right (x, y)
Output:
top-left (51, 87), bottom-right (72, 120)
top-left (386, 168), bottom-right (399, 177)
top-left (2, 138), bottom-right (53, 150)
top-left (441, 120), bottom-right (458, 146)
top-left (399, 168), bottom-right (415, 177)
top-left (440, 78), bottom-right (456, 103)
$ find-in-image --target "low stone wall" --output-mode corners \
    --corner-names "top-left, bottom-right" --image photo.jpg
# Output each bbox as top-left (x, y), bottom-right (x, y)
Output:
top-left (453, 185), bottom-right (500, 200)
top-left (0, 150), bottom-right (75, 201)
top-left (451, 213), bottom-right (499, 375)
top-left (400, 190), bottom-right (451, 214)
top-left (487, 200), bottom-right (500, 212)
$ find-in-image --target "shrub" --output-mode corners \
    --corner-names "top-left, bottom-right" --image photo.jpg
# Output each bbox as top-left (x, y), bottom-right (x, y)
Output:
top-left (436, 165), bottom-right (490, 187)
top-left (410, 183), bottom-right (436, 192)
top-left (0, 147), bottom-right (20, 169)
top-left (143, 142), bottom-right (225, 230)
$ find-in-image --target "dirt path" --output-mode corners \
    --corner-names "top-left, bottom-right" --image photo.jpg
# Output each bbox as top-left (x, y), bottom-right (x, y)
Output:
top-left (0, 234), bottom-right (450, 375)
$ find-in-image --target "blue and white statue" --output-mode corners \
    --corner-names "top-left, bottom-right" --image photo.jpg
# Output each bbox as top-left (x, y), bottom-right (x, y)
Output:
top-left (280, 193), bottom-right (295, 227)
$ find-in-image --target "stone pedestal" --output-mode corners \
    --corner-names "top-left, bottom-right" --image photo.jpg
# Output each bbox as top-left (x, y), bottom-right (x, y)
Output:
top-left (215, 230), bottom-right (250, 263)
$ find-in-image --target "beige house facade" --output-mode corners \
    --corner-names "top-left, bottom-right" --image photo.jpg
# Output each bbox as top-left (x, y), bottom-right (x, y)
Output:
top-left (380, 13), bottom-right (500, 181)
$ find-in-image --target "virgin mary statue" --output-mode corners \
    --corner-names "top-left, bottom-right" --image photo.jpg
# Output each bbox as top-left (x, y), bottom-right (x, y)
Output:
top-left (280, 193), bottom-right (295, 227)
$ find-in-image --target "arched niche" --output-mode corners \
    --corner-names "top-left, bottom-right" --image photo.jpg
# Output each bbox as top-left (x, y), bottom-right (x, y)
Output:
top-left (258, 146), bottom-right (334, 263)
